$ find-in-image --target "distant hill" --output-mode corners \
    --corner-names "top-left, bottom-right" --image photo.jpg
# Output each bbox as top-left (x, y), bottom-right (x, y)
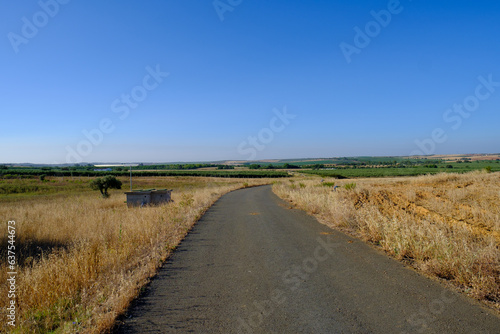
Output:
top-left (2, 153), bottom-right (499, 167)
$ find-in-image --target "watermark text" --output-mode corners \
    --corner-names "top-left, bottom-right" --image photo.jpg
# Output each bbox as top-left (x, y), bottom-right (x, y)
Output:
top-left (213, 0), bottom-right (243, 21)
top-left (7, 0), bottom-right (71, 54)
top-left (6, 220), bottom-right (17, 327)
top-left (65, 65), bottom-right (169, 163)
top-left (237, 106), bottom-right (296, 160)
top-left (411, 74), bottom-right (499, 156)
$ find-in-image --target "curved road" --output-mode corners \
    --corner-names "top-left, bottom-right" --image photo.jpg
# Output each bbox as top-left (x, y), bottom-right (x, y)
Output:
top-left (115, 185), bottom-right (500, 333)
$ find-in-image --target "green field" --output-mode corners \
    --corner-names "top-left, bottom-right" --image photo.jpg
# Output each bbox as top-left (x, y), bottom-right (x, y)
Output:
top-left (0, 168), bottom-right (288, 179)
top-left (300, 161), bottom-right (500, 178)
top-left (2, 158), bottom-right (498, 182)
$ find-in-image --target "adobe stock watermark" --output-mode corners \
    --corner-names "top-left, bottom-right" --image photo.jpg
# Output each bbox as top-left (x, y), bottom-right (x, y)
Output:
top-left (213, 0), bottom-right (243, 22)
top-left (236, 235), bottom-right (340, 333)
top-left (237, 106), bottom-right (296, 161)
top-left (65, 65), bottom-right (169, 163)
top-left (411, 74), bottom-right (498, 156)
top-left (402, 289), bottom-right (456, 333)
top-left (7, 0), bottom-right (71, 54)
top-left (339, 0), bottom-right (412, 64)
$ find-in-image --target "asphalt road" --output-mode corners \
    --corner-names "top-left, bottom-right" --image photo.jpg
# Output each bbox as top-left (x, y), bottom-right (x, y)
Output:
top-left (115, 185), bottom-right (500, 333)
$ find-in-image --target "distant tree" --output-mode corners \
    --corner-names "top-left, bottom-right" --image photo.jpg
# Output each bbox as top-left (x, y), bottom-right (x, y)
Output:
top-left (39, 174), bottom-right (47, 181)
top-left (217, 165), bottom-right (234, 170)
top-left (0, 165), bottom-right (8, 170)
top-left (283, 163), bottom-right (300, 169)
top-left (311, 164), bottom-right (325, 170)
top-left (90, 175), bottom-right (122, 198)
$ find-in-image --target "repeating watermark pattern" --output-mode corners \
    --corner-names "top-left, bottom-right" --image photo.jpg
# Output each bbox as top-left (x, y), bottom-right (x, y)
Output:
top-left (236, 235), bottom-right (340, 333)
top-left (6, 220), bottom-right (17, 327)
top-left (65, 65), bottom-right (169, 163)
top-left (339, 0), bottom-right (411, 64)
top-left (402, 289), bottom-right (456, 333)
top-left (213, 0), bottom-right (243, 22)
top-left (411, 74), bottom-right (499, 156)
top-left (7, 0), bottom-right (71, 54)
top-left (237, 106), bottom-right (296, 161)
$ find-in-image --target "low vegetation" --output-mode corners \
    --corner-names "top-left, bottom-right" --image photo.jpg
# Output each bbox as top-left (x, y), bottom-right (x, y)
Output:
top-left (0, 168), bottom-right (288, 179)
top-left (3, 156), bottom-right (499, 181)
top-left (300, 160), bottom-right (500, 178)
top-left (89, 175), bottom-right (123, 198)
top-left (0, 176), bottom-right (272, 333)
top-left (273, 171), bottom-right (500, 311)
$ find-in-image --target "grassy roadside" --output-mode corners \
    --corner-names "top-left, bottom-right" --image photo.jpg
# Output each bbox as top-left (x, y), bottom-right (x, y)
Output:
top-left (273, 171), bottom-right (500, 311)
top-left (0, 177), bottom-right (271, 333)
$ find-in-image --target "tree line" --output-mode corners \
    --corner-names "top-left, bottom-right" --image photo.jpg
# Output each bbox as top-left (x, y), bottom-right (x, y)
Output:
top-left (0, 169), bottom-right (288, 178)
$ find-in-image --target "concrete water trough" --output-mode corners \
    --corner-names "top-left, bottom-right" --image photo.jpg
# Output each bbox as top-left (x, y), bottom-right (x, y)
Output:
top-left (125, 189), bottom-right (172, 207)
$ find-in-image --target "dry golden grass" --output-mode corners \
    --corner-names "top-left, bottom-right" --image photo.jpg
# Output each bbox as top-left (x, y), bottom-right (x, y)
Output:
top-left (273, 171), bottom-right (500, 310)
top-left (0, 176), bottom-right (271, 333)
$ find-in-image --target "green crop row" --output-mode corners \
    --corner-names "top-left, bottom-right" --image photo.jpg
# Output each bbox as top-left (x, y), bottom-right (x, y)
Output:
top-left (0, 169), bottom-right (289, 179)
top-left (301, 164), bottom-right (499, 178)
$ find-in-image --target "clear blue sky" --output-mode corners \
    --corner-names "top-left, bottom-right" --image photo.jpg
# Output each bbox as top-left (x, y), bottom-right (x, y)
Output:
top-left (1, 0), bottom-right (499, 164)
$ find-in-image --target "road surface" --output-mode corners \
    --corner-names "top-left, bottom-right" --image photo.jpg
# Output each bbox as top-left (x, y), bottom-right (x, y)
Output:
top-left (115, 185), bottom-right (500, 333)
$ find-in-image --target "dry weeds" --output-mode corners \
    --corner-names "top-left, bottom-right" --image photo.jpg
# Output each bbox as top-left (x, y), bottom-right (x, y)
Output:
top-left (273, 171), bottom-right (500, 310)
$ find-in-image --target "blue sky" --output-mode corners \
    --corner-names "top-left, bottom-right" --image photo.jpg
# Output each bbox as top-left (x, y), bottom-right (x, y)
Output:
top-left (1, 0), bottom-right (499, 164)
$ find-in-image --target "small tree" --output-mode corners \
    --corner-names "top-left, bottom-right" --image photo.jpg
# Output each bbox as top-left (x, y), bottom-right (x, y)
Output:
top-left (90, 175), bottom-right (122, 198)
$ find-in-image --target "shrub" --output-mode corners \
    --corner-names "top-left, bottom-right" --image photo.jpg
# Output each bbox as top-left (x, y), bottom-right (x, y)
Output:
top-left (179, 194), bottom-right (194, 207)
top-left (344, 183), bottom-right (357, 190)
top-left (89, 175), bottom-right (122, 198)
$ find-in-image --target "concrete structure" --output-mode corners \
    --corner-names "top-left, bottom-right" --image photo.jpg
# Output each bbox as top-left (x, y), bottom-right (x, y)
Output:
top-left (125, 189), bottom-right (172, 207)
